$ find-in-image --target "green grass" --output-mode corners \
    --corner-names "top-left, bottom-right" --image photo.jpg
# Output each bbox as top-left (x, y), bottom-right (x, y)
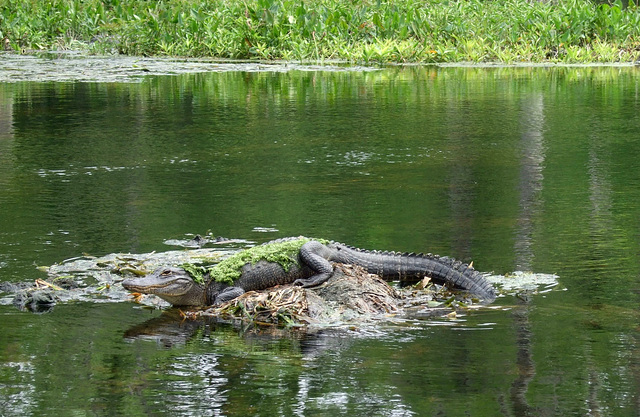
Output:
top-left (1, 0), bottom-right (640, 63)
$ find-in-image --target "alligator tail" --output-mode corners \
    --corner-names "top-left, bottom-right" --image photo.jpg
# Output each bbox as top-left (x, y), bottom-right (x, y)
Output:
top-left (421, 254), bottom-right (496, 300)
top-left (329, 243), bottom-right (496, 300)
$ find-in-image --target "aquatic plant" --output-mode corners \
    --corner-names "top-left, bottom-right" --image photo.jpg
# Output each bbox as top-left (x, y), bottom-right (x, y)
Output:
top-left (182, 237), bottom-right (330, 285)
top-left (1, 0), bottom-right (639, 62)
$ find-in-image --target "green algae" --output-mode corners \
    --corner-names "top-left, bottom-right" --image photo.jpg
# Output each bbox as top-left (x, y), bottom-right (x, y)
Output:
top-left (180, 263), bottom-right (209, 285)
top-left (183, 237), bottom-right (329, 286)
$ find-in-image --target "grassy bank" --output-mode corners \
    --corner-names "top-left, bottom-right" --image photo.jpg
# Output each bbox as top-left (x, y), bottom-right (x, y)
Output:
top-left (1, 0), bottom-right (640, 63)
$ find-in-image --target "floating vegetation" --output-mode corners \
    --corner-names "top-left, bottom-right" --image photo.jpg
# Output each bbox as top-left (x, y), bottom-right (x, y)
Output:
top-left (1, 240), bottom-right (561, 323)
top-left (1, 0), bottom-right (639, 63)
top-left (0, 247), bottom-right (232, 312)
top-left (163, 234), bottom-right (249, 248)
top-left (6, 278), bottom-right (77, 313)
top-left (485, 271), bottom-right (561, 294)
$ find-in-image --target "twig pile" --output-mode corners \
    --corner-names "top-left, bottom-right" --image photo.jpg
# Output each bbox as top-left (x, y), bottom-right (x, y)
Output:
top-left (200, 264), bottom-right (402, 326)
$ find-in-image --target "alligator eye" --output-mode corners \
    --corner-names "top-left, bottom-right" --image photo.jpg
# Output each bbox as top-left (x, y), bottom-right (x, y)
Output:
top-left (161, 270), bottom-right (172, 276)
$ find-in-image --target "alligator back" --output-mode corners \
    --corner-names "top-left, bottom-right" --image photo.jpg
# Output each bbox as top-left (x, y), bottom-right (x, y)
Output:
top-left (232, 259), bottom-right (314, 292)
top-left (325, 242), bottom-right (496, 299)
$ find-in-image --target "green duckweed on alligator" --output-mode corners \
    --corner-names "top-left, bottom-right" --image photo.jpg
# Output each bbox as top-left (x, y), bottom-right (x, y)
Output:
top-left (122, 237), bottom-right (496, 307)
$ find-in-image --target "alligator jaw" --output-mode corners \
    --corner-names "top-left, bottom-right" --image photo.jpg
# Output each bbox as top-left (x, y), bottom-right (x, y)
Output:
top-left (121, 279), bottom-right (186, 294)
top-left (122, 267), bottom-right (205, 306)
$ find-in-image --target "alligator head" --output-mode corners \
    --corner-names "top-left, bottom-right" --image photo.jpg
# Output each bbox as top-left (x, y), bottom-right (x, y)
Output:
top-left (122, 266), bottom-right (206, 306)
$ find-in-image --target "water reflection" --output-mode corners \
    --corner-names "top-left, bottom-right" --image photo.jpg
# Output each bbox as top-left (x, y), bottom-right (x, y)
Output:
top-left (508, 93), bottom-right (545, 416)
top-left (0, 359), bottom-right (37, 416)
top-left (162, 353), bottom-right (228, 415)
top-left (121, 307), bottom-right (516, 416)
top-left (508, 305), bottom-right (536, 416)
top-left (0, 86), bottom-right (12, 136)
top-left (0, 86), bottom-right (15, 277)
top-left (2, 65), bottom-right (640, 415)
top-left (515, 93), bottom-right (545, 271)
top-left (586, 121), bottom-right (617, 296)
top-left (124, 310), bottom-right (210, 348)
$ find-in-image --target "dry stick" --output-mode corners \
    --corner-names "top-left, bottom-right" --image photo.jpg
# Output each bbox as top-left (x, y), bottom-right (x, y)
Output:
top-left (34, 279), bottom-right (63, 291)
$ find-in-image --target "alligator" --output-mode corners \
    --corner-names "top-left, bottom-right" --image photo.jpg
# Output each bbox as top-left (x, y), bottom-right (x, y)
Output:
top-left (122, 237), bottom-right (496, 307)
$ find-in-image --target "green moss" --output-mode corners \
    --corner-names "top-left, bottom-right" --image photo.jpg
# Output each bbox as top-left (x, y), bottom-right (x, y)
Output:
top-left (180, 263), bottom-right (208, 285)
top-left (183, 237), bottom-right (329, 285)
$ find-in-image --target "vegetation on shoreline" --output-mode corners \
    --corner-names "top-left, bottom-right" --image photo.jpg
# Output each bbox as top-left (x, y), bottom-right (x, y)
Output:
top-left (1, 0), bottom-right (640, 63)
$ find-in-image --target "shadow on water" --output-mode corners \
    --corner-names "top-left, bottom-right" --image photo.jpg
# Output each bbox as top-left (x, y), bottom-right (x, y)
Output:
top-left (122, 308), bottom-right (352, 357)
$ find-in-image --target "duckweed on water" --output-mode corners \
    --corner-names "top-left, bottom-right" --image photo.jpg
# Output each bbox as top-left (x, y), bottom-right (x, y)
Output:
top-left (1, 0), bottom-right (640, 63)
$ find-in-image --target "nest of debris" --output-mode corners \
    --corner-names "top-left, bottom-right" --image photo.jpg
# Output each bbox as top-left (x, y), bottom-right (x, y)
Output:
top-left (183, 263), bottom-right (462, 327)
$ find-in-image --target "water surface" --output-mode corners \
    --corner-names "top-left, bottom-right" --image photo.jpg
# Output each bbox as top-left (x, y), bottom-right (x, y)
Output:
top-left (1, 62), bottom-right (640, 415)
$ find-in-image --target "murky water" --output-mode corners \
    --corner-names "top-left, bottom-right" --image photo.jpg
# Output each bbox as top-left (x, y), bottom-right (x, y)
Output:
top-left (1, 57), bottom-right (640, 415)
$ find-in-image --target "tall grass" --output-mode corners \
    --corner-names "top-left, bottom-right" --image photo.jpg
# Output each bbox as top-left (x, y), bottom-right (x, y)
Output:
top-left (1, 0), bottom-right (639, 63)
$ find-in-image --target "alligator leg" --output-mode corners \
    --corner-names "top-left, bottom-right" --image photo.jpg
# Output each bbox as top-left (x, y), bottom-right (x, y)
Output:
top-left (293, 241), bottom-right (334, 287)
top-left (213, 286), bottom-right (245, 305)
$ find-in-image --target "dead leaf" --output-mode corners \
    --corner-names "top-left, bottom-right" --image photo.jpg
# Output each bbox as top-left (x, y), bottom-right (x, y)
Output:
top-left (416, 276), bottom-right (431, 290)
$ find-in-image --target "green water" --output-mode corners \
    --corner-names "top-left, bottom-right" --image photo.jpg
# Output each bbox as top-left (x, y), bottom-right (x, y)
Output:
top-left (1, 65), bottom-right (640, 415)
